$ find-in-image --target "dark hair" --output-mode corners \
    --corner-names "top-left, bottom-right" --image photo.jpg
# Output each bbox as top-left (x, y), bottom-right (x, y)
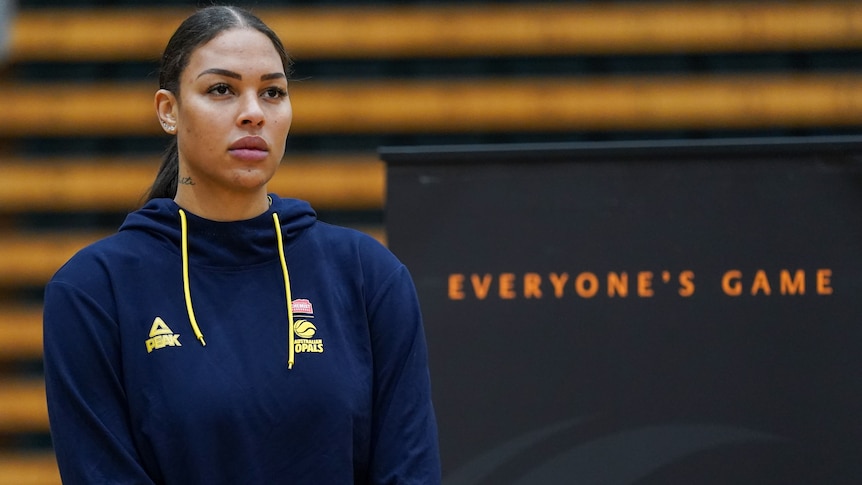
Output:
top-left (146, 6), bottom-right (292, 201)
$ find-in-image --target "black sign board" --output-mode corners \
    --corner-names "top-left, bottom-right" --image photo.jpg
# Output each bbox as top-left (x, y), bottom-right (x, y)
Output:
top-left (382, 137), bottom-right (862, 484)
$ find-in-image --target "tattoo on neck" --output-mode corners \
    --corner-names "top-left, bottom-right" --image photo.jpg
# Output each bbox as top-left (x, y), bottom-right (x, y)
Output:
top-left (179, 176), bottom-right (195, 186)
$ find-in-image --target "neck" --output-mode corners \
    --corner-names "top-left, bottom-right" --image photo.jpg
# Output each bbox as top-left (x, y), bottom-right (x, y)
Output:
top-left (174, 186), bottom-right (271, 222)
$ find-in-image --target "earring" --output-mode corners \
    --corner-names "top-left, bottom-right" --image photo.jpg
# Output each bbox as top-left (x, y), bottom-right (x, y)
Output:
top-left (162, 122), bottom-right (175, 132)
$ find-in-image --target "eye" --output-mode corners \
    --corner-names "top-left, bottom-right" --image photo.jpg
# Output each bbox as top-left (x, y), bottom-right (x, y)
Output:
top-left (262, 87), bottom-right (288, 100)
top-left (207, 83), bottom-right (233, 96)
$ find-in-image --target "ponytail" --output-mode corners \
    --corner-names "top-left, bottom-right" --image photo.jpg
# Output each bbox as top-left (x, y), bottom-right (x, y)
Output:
top-left (146, 137), bottom-right (179, 201)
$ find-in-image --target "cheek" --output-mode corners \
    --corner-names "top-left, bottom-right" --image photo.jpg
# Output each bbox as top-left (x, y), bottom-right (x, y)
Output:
top-left (181, 126), bottom-right (209, 154)
top-left (182, 111), bottom-right (222, 148)
top-left (181, 99), bottom-right (227, 130)
top-left (271, 109), bottom-right (293, 138)
top-left (277, 103), bottom-right (293, 128)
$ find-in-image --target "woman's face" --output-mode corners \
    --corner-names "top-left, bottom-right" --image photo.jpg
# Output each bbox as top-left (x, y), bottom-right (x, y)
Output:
top-left (161, 28), bottom-right (292, 197)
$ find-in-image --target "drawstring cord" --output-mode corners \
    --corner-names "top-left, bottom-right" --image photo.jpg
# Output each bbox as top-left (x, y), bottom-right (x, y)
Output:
top-left (177, 208), bottom-right (295, 369)
top-left (273, 213), bottom-right (296, 369)
top-left (178, 209), bottom-right (206, 346)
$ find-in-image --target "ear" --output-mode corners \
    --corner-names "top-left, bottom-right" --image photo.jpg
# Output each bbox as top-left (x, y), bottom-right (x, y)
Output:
top-left (155, 89), bottom-right (179, 133)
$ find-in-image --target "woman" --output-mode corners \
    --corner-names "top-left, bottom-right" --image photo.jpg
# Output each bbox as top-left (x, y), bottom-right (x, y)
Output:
top-left (43, 6), bottom-right (440, 484)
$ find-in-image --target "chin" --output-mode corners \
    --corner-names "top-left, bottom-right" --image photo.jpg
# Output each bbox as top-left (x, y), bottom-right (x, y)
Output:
top-left (229, 170), bottom-right (274, 190)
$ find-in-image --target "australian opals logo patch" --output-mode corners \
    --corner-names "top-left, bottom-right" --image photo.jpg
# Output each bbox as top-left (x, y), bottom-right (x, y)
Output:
top-left (292, 298), bottom-right (323, 353)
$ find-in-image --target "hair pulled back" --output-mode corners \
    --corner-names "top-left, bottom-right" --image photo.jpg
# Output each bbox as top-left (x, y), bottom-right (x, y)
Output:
top-left (146, 6), bottom-right (292, 201)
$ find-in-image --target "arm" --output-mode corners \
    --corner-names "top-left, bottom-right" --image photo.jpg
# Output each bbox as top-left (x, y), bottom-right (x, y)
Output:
top-left (367, 265), bottom-right (441, 484)
top-left (43, 280), bottom-right (156, 484)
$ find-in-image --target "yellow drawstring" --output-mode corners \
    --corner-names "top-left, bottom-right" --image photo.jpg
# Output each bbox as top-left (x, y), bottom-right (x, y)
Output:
top-left (273, 213), bottom-right (296, 369)
top-left (178, 209), bottom-right (206, 346)
top-left (176, 208), bottom-right (295, 368)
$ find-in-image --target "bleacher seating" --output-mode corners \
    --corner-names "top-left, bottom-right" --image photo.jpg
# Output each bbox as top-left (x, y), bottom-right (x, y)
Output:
top-left (10, 4), bottom-right (862, 61)
top-left (1, 2), bottom-right (861, 483)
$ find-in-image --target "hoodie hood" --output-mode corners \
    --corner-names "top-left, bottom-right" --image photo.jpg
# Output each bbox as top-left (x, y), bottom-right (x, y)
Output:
top-left (119, 194), bottom-right (317, 268)
top-left (119, 194), bottom-right (316, 368)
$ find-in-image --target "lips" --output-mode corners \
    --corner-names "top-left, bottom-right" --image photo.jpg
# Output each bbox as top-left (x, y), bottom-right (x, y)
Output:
top-left (229, 136), bottom-right (269, 162)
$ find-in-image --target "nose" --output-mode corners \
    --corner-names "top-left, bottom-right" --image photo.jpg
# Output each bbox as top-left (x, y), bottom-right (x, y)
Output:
top-left (237, 92), bottom-right (265, 127)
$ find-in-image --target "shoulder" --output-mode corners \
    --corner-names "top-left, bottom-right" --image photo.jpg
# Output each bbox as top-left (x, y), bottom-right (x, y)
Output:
top-left (49, 231), bottom-right (159, 290)
top-left (306, 222), bottom-right (408, 285)
top-left (312, 222), bottom-right (398, 263)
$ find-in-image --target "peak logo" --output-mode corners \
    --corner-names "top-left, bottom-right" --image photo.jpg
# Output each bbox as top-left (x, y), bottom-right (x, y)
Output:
top-left (145, 317), bottom-right (182, 353)
top-left (292, 299), bottom-right (324, 354)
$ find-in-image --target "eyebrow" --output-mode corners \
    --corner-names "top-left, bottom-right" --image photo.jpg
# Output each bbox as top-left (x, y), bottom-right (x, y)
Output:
top-left (196, 68), bottom-right (286, 81)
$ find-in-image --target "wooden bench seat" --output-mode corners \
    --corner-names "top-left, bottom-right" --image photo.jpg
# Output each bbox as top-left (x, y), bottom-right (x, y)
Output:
top-left (0, 155), bottom-right (384, 211)
top-left (0, 453), bottom-right (59, 485)
top-left (0, 232), bottom-right (106, 288)
top-left (0, 306), bottom-right (43, 361)
top-left (3, 74), bottom-right (862, 137)
top-left (10, 3), bottom-right (862, 62)
top-left (0, 378), bottom-right (47, 433)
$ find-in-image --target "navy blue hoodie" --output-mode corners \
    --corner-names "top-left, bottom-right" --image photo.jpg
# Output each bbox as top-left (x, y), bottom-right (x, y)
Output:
top-left (43, 195), bottom-right (440, 484)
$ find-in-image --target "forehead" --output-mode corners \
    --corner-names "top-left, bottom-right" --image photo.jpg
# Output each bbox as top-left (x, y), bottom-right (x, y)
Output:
top-left (186, 28), bottom-right (284, 76)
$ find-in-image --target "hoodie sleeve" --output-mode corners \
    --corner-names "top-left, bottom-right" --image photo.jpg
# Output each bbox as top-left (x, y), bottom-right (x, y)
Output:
top-left (366, 263), bottom-right (441, 484)
top-left (43, 278), bottom-right (156, 484)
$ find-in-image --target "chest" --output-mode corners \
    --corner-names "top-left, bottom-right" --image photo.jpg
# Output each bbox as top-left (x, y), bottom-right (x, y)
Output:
top-left (115, 261), bottom-right (373, 438)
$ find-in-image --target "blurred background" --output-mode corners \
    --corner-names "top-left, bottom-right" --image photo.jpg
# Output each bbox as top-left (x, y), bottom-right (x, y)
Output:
top-left (1, 1), bottom-right (861, 483)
